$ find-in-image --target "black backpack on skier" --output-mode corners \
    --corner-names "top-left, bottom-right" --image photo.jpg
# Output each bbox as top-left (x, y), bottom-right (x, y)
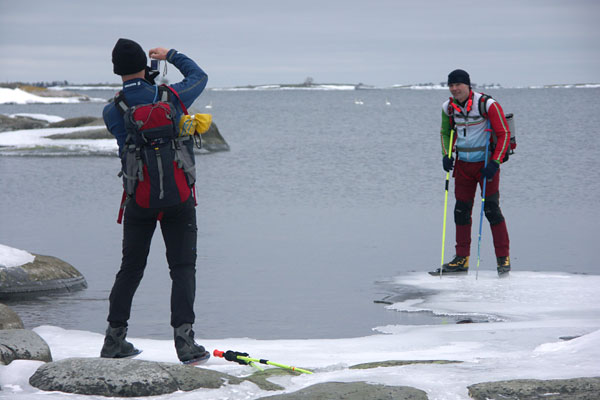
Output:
top-left (114, 85), bottom-right (196, 222)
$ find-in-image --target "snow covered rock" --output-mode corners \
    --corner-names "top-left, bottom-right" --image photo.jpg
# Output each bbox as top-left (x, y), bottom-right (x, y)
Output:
top-left (0, 329), bottom-right (52, 365)
top-left (0, 114), bottom-right (102, 133)
top-left (0, 253), bottom-right (87, 298)
top-left (0, 114), bottom-right (48, 132)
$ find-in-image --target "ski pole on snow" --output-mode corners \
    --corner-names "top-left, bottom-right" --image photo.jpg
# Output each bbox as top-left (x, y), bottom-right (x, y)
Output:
top-left (213, 349), bottom-right (264, 371)
top-left (475, 122), bottom-right (492, 280)
top-left (213, 349), bottom-right (313, 374)
top-left (440, 129), bottom-right (455, 278)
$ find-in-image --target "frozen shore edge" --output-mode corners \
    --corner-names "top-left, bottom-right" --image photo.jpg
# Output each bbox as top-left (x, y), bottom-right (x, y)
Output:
top-left (0, 324), bottom-right (598, 399)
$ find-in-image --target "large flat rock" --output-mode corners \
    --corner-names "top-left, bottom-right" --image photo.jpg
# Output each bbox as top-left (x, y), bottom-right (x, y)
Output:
top-left (0, 254), bottom-right (87, 298)
top-left (258, 381), bottom-right (428, 400)
top-left (468, 377), bottom-right (600, 400)
top-left (29, 357), bottom-right (244, 397)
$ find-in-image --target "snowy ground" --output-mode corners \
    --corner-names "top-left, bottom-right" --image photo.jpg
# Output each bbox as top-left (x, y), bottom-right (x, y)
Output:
top-left (1, 260), bottom-right (598, 399)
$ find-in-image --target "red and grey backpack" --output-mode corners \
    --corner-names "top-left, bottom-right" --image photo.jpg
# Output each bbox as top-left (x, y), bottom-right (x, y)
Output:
top-left (114, 85), bottom-right (197, 223)
top-left (447, 92), bottom-right (516, 162)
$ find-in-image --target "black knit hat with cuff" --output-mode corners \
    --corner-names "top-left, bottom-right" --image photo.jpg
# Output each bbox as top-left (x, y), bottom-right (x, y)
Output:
top-left (447, 69), bottom-right (471, 86)
top-left (112, 38), bottom-right (147, 76)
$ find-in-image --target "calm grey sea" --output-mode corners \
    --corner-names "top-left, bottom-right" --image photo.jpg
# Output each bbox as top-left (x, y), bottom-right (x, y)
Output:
top-left (0, 87), bottom-right (598, 340)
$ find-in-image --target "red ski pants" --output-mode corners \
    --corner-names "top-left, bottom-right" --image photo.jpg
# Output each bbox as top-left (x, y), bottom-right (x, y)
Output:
top-left (453, 160), bottom-right (510, 258)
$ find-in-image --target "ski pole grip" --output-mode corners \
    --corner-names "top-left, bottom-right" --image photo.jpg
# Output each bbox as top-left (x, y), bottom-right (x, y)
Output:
top-left (213, 349), bottom-right (225, 358)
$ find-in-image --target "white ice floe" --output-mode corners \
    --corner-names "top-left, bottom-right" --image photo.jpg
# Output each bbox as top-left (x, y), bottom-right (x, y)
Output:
top-left (0, 271), bottom-right (598, 399)
top-left (382, 271), bottom-right (599, 323)
top-left (0, 244), bottom-right (35, 268)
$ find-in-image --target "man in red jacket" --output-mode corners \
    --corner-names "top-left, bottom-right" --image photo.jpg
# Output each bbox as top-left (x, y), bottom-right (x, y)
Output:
top-left (432, 69), bottom-right (512, 277)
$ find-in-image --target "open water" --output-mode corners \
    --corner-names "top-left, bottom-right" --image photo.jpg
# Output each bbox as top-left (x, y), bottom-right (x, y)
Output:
top-left (0, 87), bottom-right (598, 340)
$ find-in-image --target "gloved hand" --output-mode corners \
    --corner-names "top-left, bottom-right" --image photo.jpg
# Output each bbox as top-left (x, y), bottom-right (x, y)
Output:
top-left (224, 350), bottom-right (250, 365)
top-left (144, 66), bottom-right (159, 85)
top-left (442, 155), bottom-right (454, 172)
top-left (480, 160), bottom-right (499, 179)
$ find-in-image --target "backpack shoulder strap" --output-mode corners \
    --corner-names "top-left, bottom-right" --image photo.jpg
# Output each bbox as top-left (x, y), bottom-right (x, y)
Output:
top-left (114, 91), bottom-right (129, 116)
top-left (446, 97), bottom-right (457, 128)
top-left (478, 92), bottom-right (492, 118)
top-left (161, 85), bottom-right (189, 115)
top-left (157, 85), bottom-right (171, 103)
top-left (447, 97), bottom-right (454, 116)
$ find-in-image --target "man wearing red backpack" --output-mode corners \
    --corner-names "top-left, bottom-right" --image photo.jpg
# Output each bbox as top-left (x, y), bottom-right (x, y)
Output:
top-left (100, 38), bottom-right (209, 363)
top-left (432, 69), bottom-right (512, 277)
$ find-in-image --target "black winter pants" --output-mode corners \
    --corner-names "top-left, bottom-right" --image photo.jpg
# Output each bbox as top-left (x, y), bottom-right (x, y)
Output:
top-left (107, 196), bottom-right (197, 328)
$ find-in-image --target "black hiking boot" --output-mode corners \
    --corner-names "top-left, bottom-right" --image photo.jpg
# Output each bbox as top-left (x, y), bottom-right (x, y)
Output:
top-left (174, 323), bottom-right (210, 364)
top-left (497, 256), bottom-right (511, 277)
top-left (100, 326), bottom-right (141, 358)
top-left (429, 255), bottom-right (469, 276)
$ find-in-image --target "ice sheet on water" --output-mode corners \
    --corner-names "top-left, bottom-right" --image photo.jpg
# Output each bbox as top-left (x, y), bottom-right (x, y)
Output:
top-left (1, 270), bottom-right (598, 400)
top-left (382, 271), bottom-right (600, 323)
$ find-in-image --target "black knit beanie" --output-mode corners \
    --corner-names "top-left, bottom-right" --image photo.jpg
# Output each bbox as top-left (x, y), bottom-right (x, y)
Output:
top-left (447, 69), bottom-right (471, 86)
top-left (112, 38), bottom-right (147, 76)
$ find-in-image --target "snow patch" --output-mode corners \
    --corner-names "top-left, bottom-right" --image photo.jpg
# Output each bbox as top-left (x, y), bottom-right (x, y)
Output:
top-left (0, 244), bottom-right (35, 268)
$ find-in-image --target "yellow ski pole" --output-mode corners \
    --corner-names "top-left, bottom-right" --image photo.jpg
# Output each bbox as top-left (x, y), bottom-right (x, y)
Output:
top-left (440, 129), bottom-right (455, 278)
top-left (214, 349), bottom-right (313, 374)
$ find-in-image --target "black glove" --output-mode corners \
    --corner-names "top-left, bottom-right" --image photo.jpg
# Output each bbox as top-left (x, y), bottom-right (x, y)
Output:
top-left (480, 160), bottom-right (499, 180)
top-left (224, 350), bottom-right (250, 365)
top-left (442, 155), bottom-right (454, 172)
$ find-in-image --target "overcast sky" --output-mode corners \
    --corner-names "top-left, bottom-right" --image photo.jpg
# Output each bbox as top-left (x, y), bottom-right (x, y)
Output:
top-left (1, 0), bottom-right (598, 87)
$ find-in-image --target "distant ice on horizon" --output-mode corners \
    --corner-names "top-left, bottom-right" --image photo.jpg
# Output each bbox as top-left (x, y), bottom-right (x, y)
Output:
top-left (0, 88), bottom-right (104, 104)
top-left (2, 83), bottom-right (599, 98)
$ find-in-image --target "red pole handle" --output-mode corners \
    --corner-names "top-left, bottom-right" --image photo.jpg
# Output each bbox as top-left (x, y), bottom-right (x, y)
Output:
top-left (213, 349), bottom-right (225, 358)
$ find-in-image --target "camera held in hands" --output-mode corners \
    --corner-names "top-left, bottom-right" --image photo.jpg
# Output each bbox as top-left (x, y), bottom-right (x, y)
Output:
top-left (145, 59), bottom-right (160, 84)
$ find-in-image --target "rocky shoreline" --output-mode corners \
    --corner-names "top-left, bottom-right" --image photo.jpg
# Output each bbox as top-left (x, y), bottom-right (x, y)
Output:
top-left (0, 322), bottom-right (598, 398)
top-left (0, 248), bottom-right (598, 398)
top-left (0, 84), bottom-right (229, 151)
top-left (0, 114), bottom-right (230, 152)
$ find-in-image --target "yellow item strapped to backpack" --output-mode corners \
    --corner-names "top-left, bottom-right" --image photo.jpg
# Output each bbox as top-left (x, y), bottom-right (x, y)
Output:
top-left (178, 113), bottom-right (212, 137)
